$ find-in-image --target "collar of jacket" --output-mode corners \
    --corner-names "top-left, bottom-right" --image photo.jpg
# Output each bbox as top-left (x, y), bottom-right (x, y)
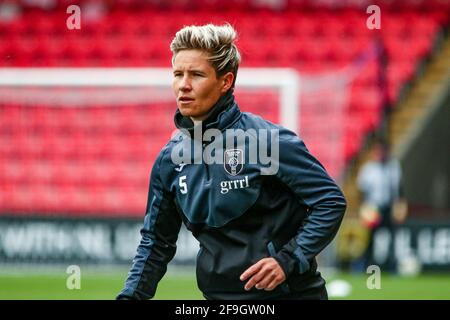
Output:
top-left (173, 90), bottom-right (241, 139)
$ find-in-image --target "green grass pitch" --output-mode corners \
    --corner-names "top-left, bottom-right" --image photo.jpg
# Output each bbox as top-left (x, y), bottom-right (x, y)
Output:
top-left (0, 267), bottom-right (449, 300)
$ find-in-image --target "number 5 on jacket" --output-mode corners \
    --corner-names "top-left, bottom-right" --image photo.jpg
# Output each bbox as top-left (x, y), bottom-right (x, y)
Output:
top-left (179, 175), bottom-right (188, 194)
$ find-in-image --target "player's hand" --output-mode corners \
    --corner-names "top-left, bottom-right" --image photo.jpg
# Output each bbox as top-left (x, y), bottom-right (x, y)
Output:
top-left (239, 257), bottom-right (286, 291)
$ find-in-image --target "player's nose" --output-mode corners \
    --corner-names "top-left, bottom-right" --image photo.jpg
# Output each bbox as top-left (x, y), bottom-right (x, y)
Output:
top-left (179, 75), bottom-right (192, 91)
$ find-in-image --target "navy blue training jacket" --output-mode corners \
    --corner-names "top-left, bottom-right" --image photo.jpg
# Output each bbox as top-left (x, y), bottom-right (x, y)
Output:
top-left (117, 92), bottom-right (347, 300)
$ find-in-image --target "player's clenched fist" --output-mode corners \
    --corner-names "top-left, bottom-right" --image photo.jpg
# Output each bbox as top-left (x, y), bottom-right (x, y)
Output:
top-left (240, 258), bottom-right (286, 291)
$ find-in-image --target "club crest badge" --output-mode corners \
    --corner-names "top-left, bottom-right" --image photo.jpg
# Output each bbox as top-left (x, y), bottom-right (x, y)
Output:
top-left (224, 149), bottom-right (243, 176)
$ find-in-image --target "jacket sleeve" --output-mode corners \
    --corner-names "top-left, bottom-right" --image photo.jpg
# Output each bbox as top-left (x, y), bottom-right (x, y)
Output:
top-left (273, 134), bottom-right (347, 277)
top-left (117, 150), bottom-right (182, 300)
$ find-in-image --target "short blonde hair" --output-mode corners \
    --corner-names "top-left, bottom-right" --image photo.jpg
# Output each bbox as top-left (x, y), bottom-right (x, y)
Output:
top-left (170, 23), bottom-right (241, 88)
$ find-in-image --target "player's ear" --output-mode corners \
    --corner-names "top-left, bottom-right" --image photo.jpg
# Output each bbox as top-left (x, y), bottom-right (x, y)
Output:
top-left (220, 72), bottom-right (234, 93)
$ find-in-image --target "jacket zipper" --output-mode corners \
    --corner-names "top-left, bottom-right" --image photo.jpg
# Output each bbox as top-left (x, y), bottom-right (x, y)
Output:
top-left (202, 142), bottom-right (211, 183)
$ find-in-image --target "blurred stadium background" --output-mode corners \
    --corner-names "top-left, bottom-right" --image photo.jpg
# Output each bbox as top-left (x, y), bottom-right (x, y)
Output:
top-left (0, 0), bottom-right (449, 299)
